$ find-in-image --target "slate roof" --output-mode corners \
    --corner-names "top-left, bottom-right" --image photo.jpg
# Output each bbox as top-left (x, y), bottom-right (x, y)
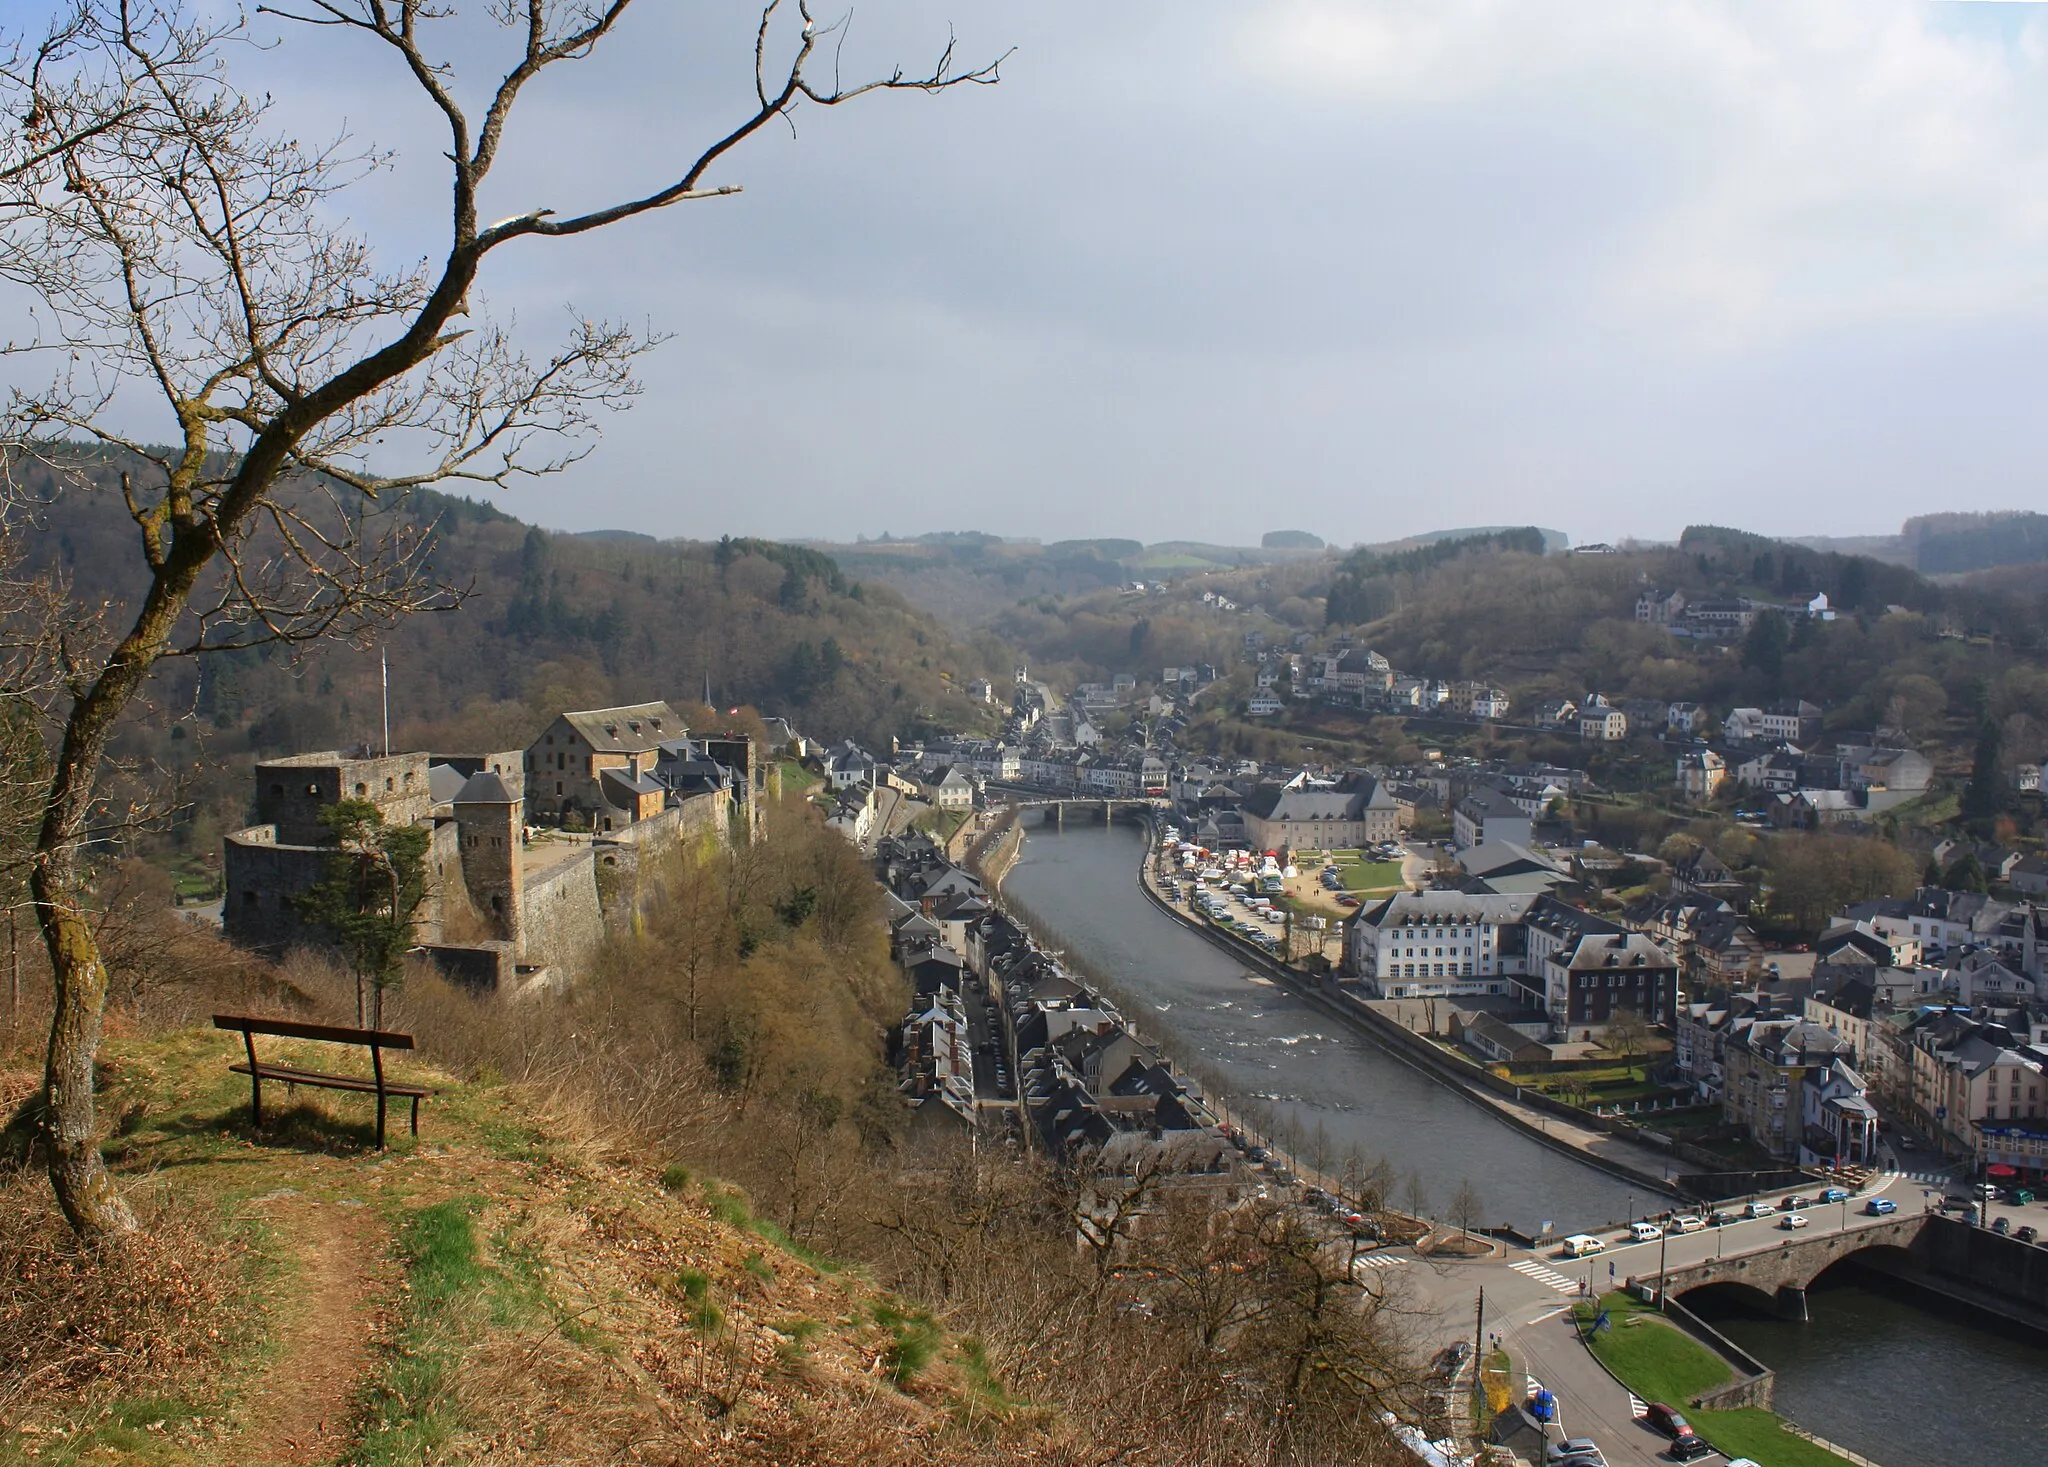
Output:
top-left (560, 701), bottom-right (683, 753)
top-left (453, 770), bottom-right (517, 804)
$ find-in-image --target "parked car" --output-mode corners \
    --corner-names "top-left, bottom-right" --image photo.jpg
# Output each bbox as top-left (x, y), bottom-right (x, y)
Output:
top-left (1818, 1187), bottom-right (1850, 1203)
top-left (1707, 1211), bottom-right (1738, 1227)
top-left (1780, 1213), bottom-right (1810, 1230)
top-left (1993, 1215), bottom-right (2012, 1235)
top-left (1644, 1403), bottom-right (1695, 1441)
top-left (1546, 1441), bottom-right (1607, 1466)
top-left (1779, 1195), bottom-right (1810, 1211)
top-left (2019, 1225), bottom-right (2040, 1244)
top-left (1668, 1214), bottom-right (1706, 1234)
top-left (1668, 1438), bottom-right (1714, 1462)
top-left (1431, 1341), bottom-right (1473, 1379)
top-left (1630, 1221), bottom-right (1663, 1242)
top-left (2004, 1187), bottom-right (2036, 1206)
top-left (1745, 1200), bottom-right (1775, 1220)
top-left (1864, 1198), bottom-right (1898, 1216)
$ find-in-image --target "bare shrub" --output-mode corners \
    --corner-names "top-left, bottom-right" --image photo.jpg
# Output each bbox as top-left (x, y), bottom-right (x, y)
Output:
top-left (0, 1170), bottom-right (246, 1423)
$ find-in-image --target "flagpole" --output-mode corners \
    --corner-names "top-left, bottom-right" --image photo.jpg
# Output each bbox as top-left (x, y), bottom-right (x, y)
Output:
top-left (381, 648), bottom-right (390, 757)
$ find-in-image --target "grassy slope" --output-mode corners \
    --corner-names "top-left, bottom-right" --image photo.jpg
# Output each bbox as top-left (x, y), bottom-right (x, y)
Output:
top-left (2, 1027), bottom-right (1037, 1466)
top-left (1578, 1293), bottom-right (1855, 1467)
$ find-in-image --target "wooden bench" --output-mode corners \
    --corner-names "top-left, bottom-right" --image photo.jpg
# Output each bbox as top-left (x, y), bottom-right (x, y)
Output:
top-left (213, 1014), bottom-right (434, 1149)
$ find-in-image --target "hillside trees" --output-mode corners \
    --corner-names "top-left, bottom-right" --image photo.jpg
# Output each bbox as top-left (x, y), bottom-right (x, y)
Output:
top-left (0, 0), bottom-right (1001, 1236)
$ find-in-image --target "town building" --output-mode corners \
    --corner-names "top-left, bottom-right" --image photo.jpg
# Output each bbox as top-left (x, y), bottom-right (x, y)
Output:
top-left (1240, 774), bottom-right (1401, 853)
top-left (524, 702), bottom-right (686, 828)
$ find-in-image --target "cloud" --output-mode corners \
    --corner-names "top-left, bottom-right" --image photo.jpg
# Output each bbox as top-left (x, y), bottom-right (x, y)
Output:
top-left (19, 1), bottom-right (2048, 546)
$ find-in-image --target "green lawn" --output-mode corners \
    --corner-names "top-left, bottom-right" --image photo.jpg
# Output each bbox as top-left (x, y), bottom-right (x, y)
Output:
top-left (1333, 857), bottom-right (1405, 892)
top-left (1578, 1294), bottom-right (1858, 1467)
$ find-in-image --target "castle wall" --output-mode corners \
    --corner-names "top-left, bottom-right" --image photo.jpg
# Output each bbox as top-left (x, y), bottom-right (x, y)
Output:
top-left (222, 827), bottom-right (333, 952)
top-left (256, 751), bottom-right (433, 844)
top-left (519, 851), bottom-right (605, 973)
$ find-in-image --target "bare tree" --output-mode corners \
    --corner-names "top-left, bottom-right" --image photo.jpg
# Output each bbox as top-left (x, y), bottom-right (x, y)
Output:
top-left (1597, 1008), bottom-right (1654, 1077)
top-left (1447, 1178), bottom-right (1484, 1247)
top-left (0, 0), bottom-right (1002, 1237)
top-left (1402, 1169), bottom-right (1431, 1223)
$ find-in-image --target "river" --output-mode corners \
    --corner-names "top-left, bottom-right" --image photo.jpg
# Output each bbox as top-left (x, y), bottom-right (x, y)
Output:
top-left (1696, 1269), bottom-right (2048, 1467)
top-left (1003, 819), bottom-right (2047, 1467)
top-left (1001, 818), bottom-right (1641, 1233)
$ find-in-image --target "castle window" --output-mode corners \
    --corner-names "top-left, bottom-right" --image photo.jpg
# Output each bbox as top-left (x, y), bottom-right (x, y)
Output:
top-left (491, 895), bottom-right (503, 913)
top-left (354, 782), bottom-right (368, 797)
top-left (385, 777), bottom-right (395, 792)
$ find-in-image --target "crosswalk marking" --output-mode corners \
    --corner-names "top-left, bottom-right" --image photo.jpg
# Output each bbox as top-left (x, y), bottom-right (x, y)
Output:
top-left (1627, 1393), bottom-right (1647, 1418)
top-left (1353, 1251), bottom-right (1409, 1271)
top-left (1508, 1257), bottom-right (1581, 1293)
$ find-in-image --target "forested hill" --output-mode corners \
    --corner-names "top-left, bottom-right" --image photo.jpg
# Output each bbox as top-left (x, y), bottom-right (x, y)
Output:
top-left (14, 456), bottom-right (1011, 771)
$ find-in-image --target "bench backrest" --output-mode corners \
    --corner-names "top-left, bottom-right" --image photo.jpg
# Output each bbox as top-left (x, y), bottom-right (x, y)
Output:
top-left (213, 1013), bottom-right (416, 1050)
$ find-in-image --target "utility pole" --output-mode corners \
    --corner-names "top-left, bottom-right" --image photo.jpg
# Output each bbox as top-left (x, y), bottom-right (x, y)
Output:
top-left (380, 648), bottom-right (391, 757)
top-left (1471, 1285), bottom-right (1488, 1435)
top-left (1657, 1220), bottom-right (1669, 1311)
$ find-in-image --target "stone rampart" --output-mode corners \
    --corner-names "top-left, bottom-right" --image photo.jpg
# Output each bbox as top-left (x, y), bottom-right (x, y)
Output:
top-left (520, 849), bottom-right (605, 973)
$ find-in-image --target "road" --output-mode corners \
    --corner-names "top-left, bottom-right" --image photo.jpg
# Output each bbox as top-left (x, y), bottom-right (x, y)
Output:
top-left (1399, 1169), bottom-right (1932, 1466)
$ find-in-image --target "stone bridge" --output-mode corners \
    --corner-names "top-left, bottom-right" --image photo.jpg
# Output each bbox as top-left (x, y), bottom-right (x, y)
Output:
top-left (1643, 1214), bottom-right (1929, 1320)
top-left (995, 793), bottom-right (1159, 830)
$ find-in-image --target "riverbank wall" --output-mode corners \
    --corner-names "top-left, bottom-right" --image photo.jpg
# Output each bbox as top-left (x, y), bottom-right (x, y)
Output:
top-left (1131, 821), bottom-right (1685, 1200)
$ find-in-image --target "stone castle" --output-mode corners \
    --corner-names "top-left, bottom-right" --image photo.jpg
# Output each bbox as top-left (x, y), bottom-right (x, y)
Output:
top-left (222, 701), bottom-right (761, 993)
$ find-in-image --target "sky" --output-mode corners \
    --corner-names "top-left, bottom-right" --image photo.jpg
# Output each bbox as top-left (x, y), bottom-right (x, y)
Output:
top-left (41, 2), bottom-right (2048, 546)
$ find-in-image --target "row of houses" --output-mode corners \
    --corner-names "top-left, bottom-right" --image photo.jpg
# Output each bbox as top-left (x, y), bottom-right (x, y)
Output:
top-left (876, 830), bottom-right (1223, 1156)
top-left (1677, 887), bottom-right (2048, 1170)
top-left (1634, 587), bottom-right (1839, 636)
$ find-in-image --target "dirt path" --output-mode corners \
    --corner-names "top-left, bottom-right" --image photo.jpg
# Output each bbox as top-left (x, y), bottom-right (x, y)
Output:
top-left (229, 1194), bottom-right (386, 1467)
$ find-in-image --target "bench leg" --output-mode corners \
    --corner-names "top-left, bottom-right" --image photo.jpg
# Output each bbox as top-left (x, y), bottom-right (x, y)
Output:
top-left (375, 1091), bottom-right (387, 1150)
top-left (241, 1029), bottom-right (264, 1129)
top-left (410, 1096), bottom-right (420, 1138)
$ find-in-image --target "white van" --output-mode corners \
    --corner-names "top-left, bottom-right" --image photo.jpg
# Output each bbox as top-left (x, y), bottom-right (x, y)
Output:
top-left (1630, 1221), bottom-right (1663, 1242)
top-left (1669, 1214), bottom-right (1707, 1234)
top-left (1560, 1234), bottom-right (1607, 1259)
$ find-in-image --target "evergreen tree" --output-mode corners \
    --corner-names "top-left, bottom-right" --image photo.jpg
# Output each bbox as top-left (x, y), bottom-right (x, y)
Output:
top-left (294, 800), bottom-right (431, 1028)
top-left (1961, 719), bottom-right (2005, 824)
top-left (1740, 611), bottom-right (1790, 690)
top-left (1943, 852), bottom-right (1988, 894)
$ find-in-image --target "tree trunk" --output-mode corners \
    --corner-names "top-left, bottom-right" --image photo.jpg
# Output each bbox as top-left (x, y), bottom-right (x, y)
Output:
top-left (33, 863), bottom-right (137, 1236)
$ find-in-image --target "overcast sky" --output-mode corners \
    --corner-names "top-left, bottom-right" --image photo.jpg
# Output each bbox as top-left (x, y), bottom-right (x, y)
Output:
top-left (144, 4), bottom-right (2048, 545)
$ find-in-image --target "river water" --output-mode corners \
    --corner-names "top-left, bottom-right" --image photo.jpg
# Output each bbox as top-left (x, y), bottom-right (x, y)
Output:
top-left (1698, 1271), bottom-right (2048, 1467)
top-left (1001, 819), bottom-right (1641, 1233)
top-left (1004, 820), bottom-right (2046, 1467)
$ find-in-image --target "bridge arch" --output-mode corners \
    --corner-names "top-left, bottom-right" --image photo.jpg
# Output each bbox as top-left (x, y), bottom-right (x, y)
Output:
top-left (1808, 1242), bottom-right (1918, 1291)
top-left (1675, 1278), bottom-right (1781, 1318)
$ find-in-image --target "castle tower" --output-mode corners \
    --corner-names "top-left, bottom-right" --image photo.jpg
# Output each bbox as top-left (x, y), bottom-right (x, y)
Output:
top-left (453, 770), bottom-right (523, 945)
